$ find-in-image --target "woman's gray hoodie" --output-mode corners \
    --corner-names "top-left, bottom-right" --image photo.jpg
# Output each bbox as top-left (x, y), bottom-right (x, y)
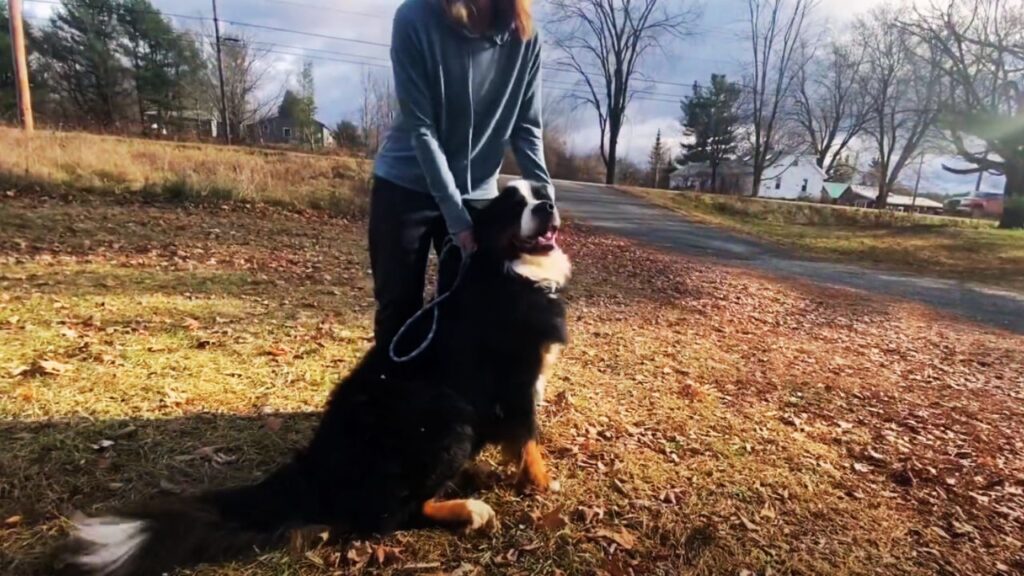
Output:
top-left (372, 0), bottom-right (552, 235)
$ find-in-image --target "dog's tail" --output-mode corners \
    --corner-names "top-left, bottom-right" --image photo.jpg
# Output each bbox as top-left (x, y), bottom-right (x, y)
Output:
top-left (60, 459), bottom-right (319, 576)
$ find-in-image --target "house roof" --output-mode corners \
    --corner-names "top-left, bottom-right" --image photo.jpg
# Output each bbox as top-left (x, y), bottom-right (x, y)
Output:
top-left (761, 155), bottom-right (828, 180)
top-left (887, 194), bottom-right (944, 209)
top-left (822, 182), bottom-right (851, 199)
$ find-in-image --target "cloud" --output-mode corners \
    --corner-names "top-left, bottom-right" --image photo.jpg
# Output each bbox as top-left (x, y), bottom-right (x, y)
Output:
top-left (24, 0), bottom-right (997, 195)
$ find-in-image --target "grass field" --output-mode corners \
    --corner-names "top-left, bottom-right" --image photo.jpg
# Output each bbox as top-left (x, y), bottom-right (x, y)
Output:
top-left (623, 187), bottom-right (1024, 292)
top-left (1, 132), bottom-right (1023, 575)
top-left (0, 126), bottom-right (371, 217)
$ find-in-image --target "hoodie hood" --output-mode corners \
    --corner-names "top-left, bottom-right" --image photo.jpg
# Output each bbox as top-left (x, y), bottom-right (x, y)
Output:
top-left (437, 0), bottom-right (515, 45)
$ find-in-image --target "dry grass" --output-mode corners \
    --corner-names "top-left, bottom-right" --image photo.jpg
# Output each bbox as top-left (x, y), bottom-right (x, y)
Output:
top-left (2, 192), bottom-right (1022, 576)
top-left (624, 186), bottom-right (1024, 292)
top-left (0, 126), bottom-right (371, 217)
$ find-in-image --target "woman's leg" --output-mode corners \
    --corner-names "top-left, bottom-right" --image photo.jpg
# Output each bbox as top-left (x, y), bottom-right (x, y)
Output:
top-left (368, 178), bottom-right (444, 347)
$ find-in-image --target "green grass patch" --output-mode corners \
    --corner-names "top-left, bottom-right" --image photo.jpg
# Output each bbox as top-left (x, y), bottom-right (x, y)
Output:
top-left (624, 186), bottom-right (1024, 292)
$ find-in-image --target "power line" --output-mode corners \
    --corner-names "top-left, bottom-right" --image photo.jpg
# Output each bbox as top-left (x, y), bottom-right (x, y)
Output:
top-left (24, 0), bottom-right (748, 96)
top-left (243, 0), bottom-right (387, 20)
top-left (219, 19), bottom-right (390, 48)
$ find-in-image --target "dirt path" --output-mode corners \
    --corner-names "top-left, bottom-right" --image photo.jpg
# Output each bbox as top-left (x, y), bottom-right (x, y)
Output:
top-left (555, 180), bottom-right (1024, 334)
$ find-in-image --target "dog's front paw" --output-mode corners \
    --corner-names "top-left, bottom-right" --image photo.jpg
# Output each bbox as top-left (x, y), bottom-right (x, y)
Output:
top-left (464, 500), bottom-right (497, 533)
top-left (517, 468), bottom-right (560, 494)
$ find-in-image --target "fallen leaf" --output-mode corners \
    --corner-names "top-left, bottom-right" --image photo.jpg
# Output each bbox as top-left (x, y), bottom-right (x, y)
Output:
top-left (268, 346), bottom-right (289, 357)
top-left (91, 439), bottom-right (115, 451)
top-left (4, 515), bottom-right (23, 527)
top-left (37, 359), bottom-right (73, 375)
top-left (8, 365), bottom-right (30, 377)
top-left (534, 506), bottom-right (569, 531)
top-left (450, 564), bottom-right (483, 576)
top-left (577, 505), bottom-right (605, 524)
top-left (59, 326), bottom-right (79, 340)
top-left (593, 527), bottom-right (636, 550)
top-left (158, 479), bottom-right (182, 494)
top-left (183, 318), bottom-right (201, 332)
top-left (738, 514), bottom-right (760, 531)
top-left (373, 544), bottom-right (402, 566)
top-left (265, 416), bottom-right (283, 432)
top-left (345, 541), bottom-right (373, 568)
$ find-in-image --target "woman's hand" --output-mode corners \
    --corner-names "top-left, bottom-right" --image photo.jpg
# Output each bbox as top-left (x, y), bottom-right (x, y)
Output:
top-left (454, 229), bottom-right (477, 255)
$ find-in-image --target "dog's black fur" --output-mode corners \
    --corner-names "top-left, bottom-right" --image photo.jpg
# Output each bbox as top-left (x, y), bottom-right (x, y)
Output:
top-left (59, 182), bottom-right (568, 576)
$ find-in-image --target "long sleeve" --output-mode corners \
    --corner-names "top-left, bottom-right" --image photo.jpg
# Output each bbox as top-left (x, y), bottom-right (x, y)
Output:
top-left (390, 11), bottom-right (474, 234)
top-left (511, 40), bottom-right (554, 200)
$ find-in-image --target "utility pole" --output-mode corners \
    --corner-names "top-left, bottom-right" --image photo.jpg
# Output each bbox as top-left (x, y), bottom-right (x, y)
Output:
top-left (911, 154), bottom-right (925, 211)
top-left (212, 0), bottom-right (230, 144)
top-left (8, 0), bottom-right (34, 133)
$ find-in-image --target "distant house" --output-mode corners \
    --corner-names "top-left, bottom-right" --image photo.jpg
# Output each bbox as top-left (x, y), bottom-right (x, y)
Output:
top-left (757, 155), bottom-right (827, 201)
top-left (251, 115), bottom-right (336, 148)
top-left (144, 110), bottom-right (218, 139)
top-left (669, 160), bottom-right (748, 193)
top-left (671, 155), bottom-right (828, 202)
top-left (837, 185), bottom-right (944, 214)
top-left (821, 182), bottom-right (852, 204)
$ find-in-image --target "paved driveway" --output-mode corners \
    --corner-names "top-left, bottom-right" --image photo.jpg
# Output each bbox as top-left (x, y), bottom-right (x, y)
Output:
top-left (553, 180), bottom-right (1024, 334)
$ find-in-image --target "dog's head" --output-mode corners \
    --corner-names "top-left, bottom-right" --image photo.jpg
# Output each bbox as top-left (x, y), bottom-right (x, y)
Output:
top-left (472, 180), bottom-right (570, 289)
top-left (473, 180), bottom-right (561, 256)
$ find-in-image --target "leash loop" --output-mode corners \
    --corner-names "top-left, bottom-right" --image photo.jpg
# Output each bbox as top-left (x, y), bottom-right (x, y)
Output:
top-left (388, 241), bottom-right (471, 363)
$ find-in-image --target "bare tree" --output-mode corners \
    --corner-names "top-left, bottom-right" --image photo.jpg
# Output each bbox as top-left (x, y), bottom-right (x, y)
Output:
top-left (745, 0), bottom-right (815, 197)
top-left (547, 0), bottom-right (701, 184)
top-left (200, 33), bottom-right (277, 141)
top-left (856, 6), bottom-right (943, 208)
top-left (791, 38), bottom-right (871, 178)
top-left (901, 0), bottom-right (1024, 228)
top-left (360, 68), bottom-right (397, 154)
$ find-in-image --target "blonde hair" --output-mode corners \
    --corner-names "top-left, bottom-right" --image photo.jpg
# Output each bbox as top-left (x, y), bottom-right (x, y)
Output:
top-left (443, 0), bottom-right (534, 41)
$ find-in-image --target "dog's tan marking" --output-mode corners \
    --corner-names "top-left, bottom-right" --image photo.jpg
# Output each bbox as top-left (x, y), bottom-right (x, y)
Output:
top-left (509, 248), bottom-right (572, 290)
top-left (421, 499), bottom-right (497, 532)
top-left (505, 440), bottom-right (559, 493)
top-left (535, 343), bottom-right (563, 404)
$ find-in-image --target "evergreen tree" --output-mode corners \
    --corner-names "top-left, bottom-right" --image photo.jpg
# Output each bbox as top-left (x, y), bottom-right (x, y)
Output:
top-left (648, 129), bottom-right (669, 188)
top-left (279, 61), bottom-right (318, 147)
top-left (334, 119), bottom-right (363, 149)
top-left (680, 74), bottom-right (741, 192)
top-left (1, 0), bottom-right (15, 121)
top-left (116, 0), bottom-right (204, 129)
top-left (39, 0), bottom-right (129, 126)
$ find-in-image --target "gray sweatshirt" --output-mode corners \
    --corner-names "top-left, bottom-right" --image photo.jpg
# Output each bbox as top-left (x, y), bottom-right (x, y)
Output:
top-left (373, 0), bottom-right (553, 235)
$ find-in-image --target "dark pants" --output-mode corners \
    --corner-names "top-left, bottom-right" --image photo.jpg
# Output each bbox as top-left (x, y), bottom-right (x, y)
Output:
top-left (369, 177), bottom-right (462, 348)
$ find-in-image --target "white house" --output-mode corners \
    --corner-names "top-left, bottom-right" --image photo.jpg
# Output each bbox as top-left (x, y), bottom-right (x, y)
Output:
top-left (757, 155), bottom-right (827, 201)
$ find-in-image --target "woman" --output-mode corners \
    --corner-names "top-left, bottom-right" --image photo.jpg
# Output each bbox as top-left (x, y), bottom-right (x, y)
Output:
top-left (370, 0), bottom-right (554, 346)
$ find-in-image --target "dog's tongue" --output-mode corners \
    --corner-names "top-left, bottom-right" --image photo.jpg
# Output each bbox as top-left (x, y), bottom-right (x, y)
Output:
top-left (538, 229), bottom-right (559, 246)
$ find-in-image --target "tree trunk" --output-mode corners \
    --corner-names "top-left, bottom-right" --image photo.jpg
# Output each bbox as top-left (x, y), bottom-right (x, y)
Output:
top-left (875, 164), bottom-right (889, 209)
top-left (1000, 161), bottom-right (1024, 229)
top-left (605, 128), bottom-right (620, 185)
top-left (711, 161), bottom-right (719, 193)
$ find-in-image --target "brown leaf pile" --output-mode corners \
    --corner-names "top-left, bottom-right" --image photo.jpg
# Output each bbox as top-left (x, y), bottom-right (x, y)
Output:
top-left (1, 196), bottom-right (1022, 576)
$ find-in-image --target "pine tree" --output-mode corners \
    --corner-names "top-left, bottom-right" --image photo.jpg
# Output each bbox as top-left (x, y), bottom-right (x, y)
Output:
top-left (680, 74), bottom-right (741, 192)
top-left (648, 129), bottom-right (668, 189)
top-left (116, 0), bottom-right (204, 129)
top-left (1, 0), bottom-right (15, 121)
top-left (280, 61), bottom-right (318, 147)
top-left (39, 0), bottom-right (129, 126)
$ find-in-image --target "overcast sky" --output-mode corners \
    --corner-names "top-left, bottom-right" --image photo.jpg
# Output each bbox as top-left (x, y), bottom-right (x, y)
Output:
top-left (24, 0), bottom-right (1004, 195)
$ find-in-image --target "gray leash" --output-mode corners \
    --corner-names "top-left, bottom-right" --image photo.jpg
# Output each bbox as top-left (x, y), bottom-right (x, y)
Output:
top-left (388, 242), bottom-right (472, 363)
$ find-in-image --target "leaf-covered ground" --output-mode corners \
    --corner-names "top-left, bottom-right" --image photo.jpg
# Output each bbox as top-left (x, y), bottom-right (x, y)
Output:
top-left (1, 194), bottom-right (1022, 576)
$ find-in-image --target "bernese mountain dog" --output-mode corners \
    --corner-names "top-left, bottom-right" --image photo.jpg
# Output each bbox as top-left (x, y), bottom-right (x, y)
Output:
top-left (60, 180), bottom-right (571, 576)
